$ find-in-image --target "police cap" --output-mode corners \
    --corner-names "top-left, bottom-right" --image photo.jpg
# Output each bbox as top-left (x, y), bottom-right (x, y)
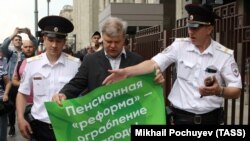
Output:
top-left (185, 4), bottom-right (220, 28)
top-left (38, 15), bottom-right (74, 39)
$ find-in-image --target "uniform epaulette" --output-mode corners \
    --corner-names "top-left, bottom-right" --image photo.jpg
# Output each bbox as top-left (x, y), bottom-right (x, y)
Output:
top-left (27, 55), bottom-right (42, 62)
top-left (216, 44), bottom-right (233, 55)
top-left (65, 54), bottom-right (80, 62)
top-left (175, 38), bottom-right (190, 42)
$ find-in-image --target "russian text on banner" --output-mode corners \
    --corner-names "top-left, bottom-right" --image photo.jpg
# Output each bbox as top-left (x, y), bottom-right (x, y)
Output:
top-left (45, 72), bottom-right (166, 141)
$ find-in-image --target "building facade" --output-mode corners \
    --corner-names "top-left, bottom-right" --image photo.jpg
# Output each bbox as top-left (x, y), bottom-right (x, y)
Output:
top-left (59, 5), bottom-right (76, 51)
top-left (72, 0), bottom-right (161, 51)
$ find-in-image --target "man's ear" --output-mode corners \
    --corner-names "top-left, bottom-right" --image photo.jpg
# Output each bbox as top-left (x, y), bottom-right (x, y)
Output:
top-left (207, 25), bottom-right (214, 35)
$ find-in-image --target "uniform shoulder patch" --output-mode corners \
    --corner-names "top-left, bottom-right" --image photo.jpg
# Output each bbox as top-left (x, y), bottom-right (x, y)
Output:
top-left (231, 62), bottom-right (239, 77)
top-left (27, 55), bottom-right (42, 62)
top-left (65, 54), bottom-right (80, 62)
top-left (216, 44), bottom-right (233, 55)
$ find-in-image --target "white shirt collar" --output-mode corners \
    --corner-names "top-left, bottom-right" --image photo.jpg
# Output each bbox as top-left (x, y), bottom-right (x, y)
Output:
top-left (104, 48), bottom-right (127, 59)
top-left (41, 52), bottom-right (65, 67)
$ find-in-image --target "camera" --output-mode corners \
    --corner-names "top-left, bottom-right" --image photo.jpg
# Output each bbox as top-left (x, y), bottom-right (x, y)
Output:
top-left (19, 28), bottom-right (28, 33)
top-left (204, 76), bottom-right (214, 86)
top-left (204, 67), bottom-right (217, 86)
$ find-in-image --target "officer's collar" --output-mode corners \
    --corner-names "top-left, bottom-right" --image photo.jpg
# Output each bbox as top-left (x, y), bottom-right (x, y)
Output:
top-left (187, 40), bottom-right (215, 56)
top-left (41, 52), bottom-right (65, 67)
top-left (203, 40), bottom-right (216, 56)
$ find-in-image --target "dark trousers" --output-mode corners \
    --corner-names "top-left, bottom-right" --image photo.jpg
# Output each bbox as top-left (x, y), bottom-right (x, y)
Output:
top-left (168, 106), bottom-right (224, 125)
top-left (8, 86), bottom-right (18, 126)
top-left (31, 120), bottom-right (56, 141)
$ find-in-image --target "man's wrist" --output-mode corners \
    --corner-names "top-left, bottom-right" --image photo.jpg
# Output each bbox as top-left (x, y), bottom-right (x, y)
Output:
top-left (123, 68), bottom-right (129, 78)
top-left (216, 87), bottom-right (224, 97)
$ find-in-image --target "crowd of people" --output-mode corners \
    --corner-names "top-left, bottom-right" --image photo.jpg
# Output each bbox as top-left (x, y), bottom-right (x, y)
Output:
top-left (0, 3), bottom-right (242, 141)
top-left (0, 27), bottom-right (38, 141)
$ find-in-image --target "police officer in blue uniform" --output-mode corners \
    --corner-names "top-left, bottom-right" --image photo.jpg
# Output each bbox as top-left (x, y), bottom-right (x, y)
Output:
top-left (16, 16), bottom-right (81, 140)
top-left (102, 4), bottom-right (242, 125)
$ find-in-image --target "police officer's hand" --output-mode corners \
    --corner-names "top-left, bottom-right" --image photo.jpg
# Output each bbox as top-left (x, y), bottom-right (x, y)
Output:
top-left (102, 69), bottom-right (128, 85)
top-left (17, 117), bottom-right (33, 139)
top-left (52, 93), bottom-right (67, 106)
top-left (199, 76), bottom-right (222, 97)
top-left (154, 67), bottom-right (165, 84)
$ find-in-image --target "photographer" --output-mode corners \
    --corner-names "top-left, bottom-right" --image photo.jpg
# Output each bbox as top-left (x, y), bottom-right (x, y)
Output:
top-left (0, 27), bottom-right (38, 136)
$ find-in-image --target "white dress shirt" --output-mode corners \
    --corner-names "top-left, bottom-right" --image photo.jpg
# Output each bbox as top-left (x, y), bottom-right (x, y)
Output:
top-left (152, 38), bottom-right (242, 114)
top-left (19, 52), bottom-right (81, 123)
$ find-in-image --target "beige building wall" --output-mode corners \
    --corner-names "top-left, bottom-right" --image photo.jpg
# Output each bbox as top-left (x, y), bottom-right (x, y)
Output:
top-left (59, 5), bottom-right (75, 50)
top-left (176, 0), bottom-right (202, 20)
top-left (176, 0), bottom-right (192, 20)
top-left (99, 3), bottom-right (163, 31)
top-left (176, 0), bottom-right (184, 20)
top-left (73, 0), bottom-right (100, 51)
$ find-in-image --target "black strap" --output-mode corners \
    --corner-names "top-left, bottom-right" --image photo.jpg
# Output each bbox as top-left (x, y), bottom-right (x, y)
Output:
top-left (16, 60), bottom-right (24, 80)
top-left (0, 75), bottom-right (5, 90)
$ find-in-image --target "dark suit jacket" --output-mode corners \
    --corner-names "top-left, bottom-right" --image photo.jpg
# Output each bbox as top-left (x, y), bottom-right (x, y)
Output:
top-left (60, 49), bottom-right (144, 98)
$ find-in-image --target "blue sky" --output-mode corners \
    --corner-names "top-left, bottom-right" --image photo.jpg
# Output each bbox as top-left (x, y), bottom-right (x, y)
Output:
top-left (0, 0), bottom-right (73, 42)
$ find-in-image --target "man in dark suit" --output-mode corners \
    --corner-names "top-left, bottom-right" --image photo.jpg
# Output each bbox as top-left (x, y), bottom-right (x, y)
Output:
top-left (52, 16), bottom-right (144, 102)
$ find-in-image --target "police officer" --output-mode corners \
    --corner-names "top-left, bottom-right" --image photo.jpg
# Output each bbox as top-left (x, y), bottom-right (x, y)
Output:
top-left (16, 16), bottom-right (81, 140)
top-left (102, 4), bottom-right (242, 125)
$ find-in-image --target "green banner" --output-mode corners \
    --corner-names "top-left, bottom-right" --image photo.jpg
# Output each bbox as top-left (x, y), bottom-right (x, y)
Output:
top-left (45, 72), bottom-right (166, 141)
